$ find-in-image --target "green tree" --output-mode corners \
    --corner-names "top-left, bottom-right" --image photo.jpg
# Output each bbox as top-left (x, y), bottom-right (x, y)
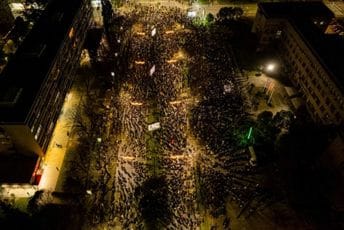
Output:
top-left (276, 123), bottom-right (338, 223)
top-left (0, 200), bottom-right (33, 229)
top-left (137, 176), bottom-right (172, 229)
top-left (255, 111), bottom-right (280, 146)
top-left (206, 13), bottom-right (215, 23)
top-left (233, 7), bottom-right (244, 19)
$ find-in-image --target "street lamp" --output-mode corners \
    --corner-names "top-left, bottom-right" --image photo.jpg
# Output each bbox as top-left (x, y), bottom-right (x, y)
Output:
top-left (265, 63), bottom-right (276, 73)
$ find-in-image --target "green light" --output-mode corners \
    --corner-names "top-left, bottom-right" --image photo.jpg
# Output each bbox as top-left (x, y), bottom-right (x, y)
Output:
top-left (247, 127), bottom-right (253, 140)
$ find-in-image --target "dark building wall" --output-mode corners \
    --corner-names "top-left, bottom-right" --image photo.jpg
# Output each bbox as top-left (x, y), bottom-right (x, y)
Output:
top-left (26, 0), bottom-right (93, 152)
top-left (0, 0), bottom-right (92, 184)
top-left (252, 2), bottom-right (344, 125)
top-left (0, 0), bottom-right (92, 156)
top-left (0, 0), bottom-right (14, 36)
top-left (278, 22), bottom-right (344, 124)
top-left (1, 124), bottom-right (42, 156)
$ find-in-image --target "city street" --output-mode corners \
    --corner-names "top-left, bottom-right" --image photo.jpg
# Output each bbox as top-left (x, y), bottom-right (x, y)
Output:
top-left (38, 89), bottom-right (81, 191)
top-left (95, 1), bottom-right (265, 228)
top-left (1, 1), bottom-right (342, 229)
top-left (111, 5), bottom-right (199, 228)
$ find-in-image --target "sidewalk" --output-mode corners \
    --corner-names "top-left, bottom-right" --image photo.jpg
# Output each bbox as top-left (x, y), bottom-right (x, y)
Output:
top-left (38, 89), bottom-right (81, 191)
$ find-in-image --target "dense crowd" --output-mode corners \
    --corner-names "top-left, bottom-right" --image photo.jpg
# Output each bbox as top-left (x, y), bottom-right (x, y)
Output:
top-left (113, 5), bottom-right (198, 229)
top-left (109, 2), bottom-right (261, 229)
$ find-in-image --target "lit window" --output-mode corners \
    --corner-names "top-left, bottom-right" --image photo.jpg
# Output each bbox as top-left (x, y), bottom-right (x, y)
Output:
top-left (55, 91), bottom-right (60, 103)
top-left (35, 125), bottom-right (42, 140)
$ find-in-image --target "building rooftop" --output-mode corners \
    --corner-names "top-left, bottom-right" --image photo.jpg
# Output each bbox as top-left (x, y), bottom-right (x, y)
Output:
top-left (258, 2), bottom-right (344, 92)
top-left (0, 151), bottom-right (38, 184)
top-left (258, 1), bottom-right (334, 19)
top-left (0, 0), bottom-right (82, 123)
top-left (291, 19), bottom-right (344, 93)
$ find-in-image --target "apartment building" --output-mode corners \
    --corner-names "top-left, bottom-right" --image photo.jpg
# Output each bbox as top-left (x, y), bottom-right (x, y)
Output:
top-left (253, 2), bottom-right (344, 125)
top-left (0, 0), bottom-right (92, 184)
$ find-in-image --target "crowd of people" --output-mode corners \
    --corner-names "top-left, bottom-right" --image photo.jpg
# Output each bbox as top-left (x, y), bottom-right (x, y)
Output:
top-left (107, 2), bottom-right (262, 229)
top-left (113, 4), bottom-right (199, 229)
top-left (186, 13), bottom-right (263, 217)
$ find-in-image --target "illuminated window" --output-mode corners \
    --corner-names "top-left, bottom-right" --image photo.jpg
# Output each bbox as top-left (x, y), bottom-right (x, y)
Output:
top-left (35, 124), bottom-right (42, 140)
top-left (55, 91), bottom-right (60, 103)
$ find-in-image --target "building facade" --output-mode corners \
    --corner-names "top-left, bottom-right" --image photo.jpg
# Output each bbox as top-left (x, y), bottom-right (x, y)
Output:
top-left (252, 2), bottom-right (344, 125)
top-left (0, 0), bottom-right (92, 184)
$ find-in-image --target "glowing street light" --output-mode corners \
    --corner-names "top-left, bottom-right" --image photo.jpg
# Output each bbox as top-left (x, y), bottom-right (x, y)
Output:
top-left (265, 63), bottom-right (276, 73)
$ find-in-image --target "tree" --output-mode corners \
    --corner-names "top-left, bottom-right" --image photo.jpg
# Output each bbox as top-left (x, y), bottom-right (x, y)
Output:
top-left (206, 13), bottom-right (215, 23)
top-left (276, 123), bottom-right (338, 223)
top-left (27, 190), bottom-right (53, 214)
top-left (137, 176), bottom-right (172, 229)
top-left (0, 0), bottom-right (14, 35)
top-left (255, 111), bottom-right (280, 146)
top-left (273, 110), bottom-right (294, 130)
top-left (2, 39), bottom-right (15, 55)
top-left (233, 7), bottom-right (244, 19)
top-left (0, 200), bottom-right (33, 229)
top-left (0, 47), bottom-right (6, 65)
top-left (217, 7), bottom-right (244, 22)
top-left (217, 7), bottom-right (235, 22)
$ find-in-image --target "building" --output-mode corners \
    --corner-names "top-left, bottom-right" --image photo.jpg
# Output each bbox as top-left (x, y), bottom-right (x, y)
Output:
top-left (0, 0), bottom-right (92, 184)
top-left (0, 0), bottom-right (14, 36)
top-left (252, 2), bottom-right (344, 125)
top-left (321, 130), bottom-right (344, 211)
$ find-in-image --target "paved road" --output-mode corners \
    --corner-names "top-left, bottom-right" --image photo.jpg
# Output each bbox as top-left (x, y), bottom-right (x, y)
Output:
top-left (38, 89), bottom-right (81, 191)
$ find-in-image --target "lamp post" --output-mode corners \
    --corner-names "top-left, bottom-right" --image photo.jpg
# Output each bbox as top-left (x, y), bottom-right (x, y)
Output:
top-left (265, 63), bottom-right (276, 73)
